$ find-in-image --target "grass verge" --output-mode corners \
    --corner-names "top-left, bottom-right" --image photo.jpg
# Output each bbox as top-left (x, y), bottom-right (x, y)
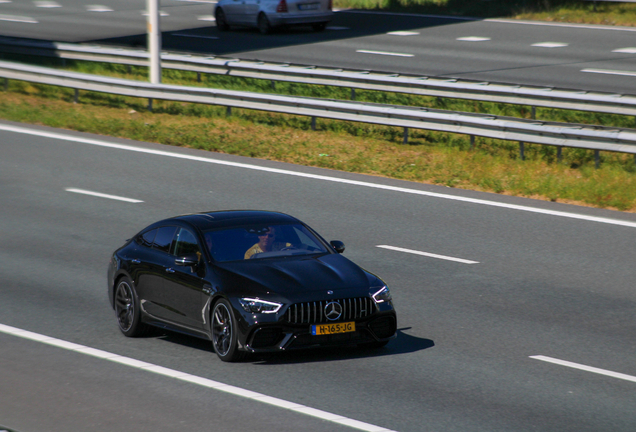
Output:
top-left (333, 0), bottom-right (636, 27)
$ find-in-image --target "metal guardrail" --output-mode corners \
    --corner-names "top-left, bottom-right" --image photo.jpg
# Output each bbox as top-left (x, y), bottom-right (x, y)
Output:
top-left (2, 36), bottom-right (636, 117)
top-left (2, 60), bottom-right (635, 161)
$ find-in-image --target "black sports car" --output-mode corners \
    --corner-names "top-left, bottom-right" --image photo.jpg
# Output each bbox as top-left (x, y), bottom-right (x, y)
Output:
top-left (107, 210), bottom-right (397, 362)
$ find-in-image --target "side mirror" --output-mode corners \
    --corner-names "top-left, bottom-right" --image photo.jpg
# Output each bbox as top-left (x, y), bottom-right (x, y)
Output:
top-left (330, 240), bottom-right (345, 254)
top-left (175, 255), bottom-right (199, 267)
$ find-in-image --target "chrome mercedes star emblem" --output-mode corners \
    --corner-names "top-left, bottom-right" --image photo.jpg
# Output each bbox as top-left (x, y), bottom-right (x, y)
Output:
top-left (324, 301), bottom-right (342, 321)
top-left (327, 290), bottom-right (333, 295)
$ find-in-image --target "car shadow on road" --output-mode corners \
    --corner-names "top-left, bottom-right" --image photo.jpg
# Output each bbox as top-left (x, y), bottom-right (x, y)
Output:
top-left (250, 327), bottom-right (434, 365)
top-left (151, 326), bottom-right (433, 363)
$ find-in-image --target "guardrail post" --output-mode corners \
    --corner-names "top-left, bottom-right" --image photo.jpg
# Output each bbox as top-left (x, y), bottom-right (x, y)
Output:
top-left (557, 146), bottom-right (562, 163)
top-left (271, 80), bottom-right (276, 91)
top-left (197, 72), bottom-right (201, 83)
top-left (351, 88), bottom-right (356, 100)
top-left (311, 117), bottom-right (316, 131)
top-left (470, 135), bottom-right (475, 150)
top-left (148, 98), bottom-right (153, 112)
top-left (226, 106), bottom-right (232, 117)
top-left (3, 78), bottom-right (7, 92)
top-left (595, 150), bottom-right (600, 169)
top-left (403, 127), bottom-right (409, 144)
top-left (531, 106), bottom-right (536, 120)
top-left (74, 88), bottom-right (78, 104)
top-left (519, 141), bottom-right (525, 160)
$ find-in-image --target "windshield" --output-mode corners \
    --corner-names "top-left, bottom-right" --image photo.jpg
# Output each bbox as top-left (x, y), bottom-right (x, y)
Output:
top-left (203, 223), bottom-right (329, 262)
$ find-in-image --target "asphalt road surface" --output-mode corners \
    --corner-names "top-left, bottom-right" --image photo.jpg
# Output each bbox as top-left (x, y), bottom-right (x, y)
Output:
top-left (1, 120), bottom-right (635, 431)
top-left (1, 1), bottom-right (636, 93)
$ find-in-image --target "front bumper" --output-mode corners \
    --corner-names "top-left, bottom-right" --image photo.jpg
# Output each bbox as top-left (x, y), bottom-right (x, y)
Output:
top-left (241, 311), bottom-right (397, 353)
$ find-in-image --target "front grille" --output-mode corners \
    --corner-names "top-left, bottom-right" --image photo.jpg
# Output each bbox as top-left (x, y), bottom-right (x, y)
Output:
top-left (284, 297), bottom-right (375, 324)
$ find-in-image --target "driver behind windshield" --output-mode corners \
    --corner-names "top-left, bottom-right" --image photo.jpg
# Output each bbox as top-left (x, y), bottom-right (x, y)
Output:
top-left (244, 226), bottom-right (291, 259)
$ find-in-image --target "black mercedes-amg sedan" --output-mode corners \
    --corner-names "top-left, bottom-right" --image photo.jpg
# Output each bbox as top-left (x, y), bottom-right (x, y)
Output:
top-left (107, 210), bottom-right (397, 362)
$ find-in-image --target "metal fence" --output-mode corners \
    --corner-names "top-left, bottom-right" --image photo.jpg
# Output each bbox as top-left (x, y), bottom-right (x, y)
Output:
top-left (1, 60), bottom-right (636, 167)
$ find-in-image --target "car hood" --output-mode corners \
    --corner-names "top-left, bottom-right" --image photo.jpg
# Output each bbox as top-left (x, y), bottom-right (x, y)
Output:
top-left (213, 253), bottom-right (371, 299)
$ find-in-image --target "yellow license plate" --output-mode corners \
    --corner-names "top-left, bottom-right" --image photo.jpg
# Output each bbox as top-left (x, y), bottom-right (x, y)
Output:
top-left (311, 322), bottom-right (355, 336)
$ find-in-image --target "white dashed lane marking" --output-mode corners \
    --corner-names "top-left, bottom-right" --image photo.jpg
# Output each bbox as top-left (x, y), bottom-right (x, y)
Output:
top-left (34, 0), bottom-right (60, 7)
top-left (612, 47), bottom-right (636, 54)
top-left (356, 50), bottom-right (414, 57)
top-left (376, 245), bottom-right (479, 264)
top-left (387, 31), bottom-right (419, 36)
top-left (532, 42), bottom-right (569, 48)
top-left (65, 188), bottom-right (144, 203)
top-left (86, 5), bottom-right (113, 12)
top-left (457, 36), bottom-right (491, 42)
top-left (581, 68), bottom-right (636, 77)
top-left (531, 356), bottom-right (636, 384)
top-left (0, 14), bottom-right (37, 22)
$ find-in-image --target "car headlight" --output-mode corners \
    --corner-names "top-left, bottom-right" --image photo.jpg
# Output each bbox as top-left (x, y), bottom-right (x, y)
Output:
top-left (239, 298), bottom-right (283, 314)
top-left (371, 286), bottom-right (392, 304)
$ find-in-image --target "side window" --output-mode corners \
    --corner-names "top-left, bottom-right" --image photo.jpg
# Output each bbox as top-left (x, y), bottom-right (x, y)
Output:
top-left (138, 229), bottom-right (157, 248)
top-left (174, 228), bottom-right (201, 257)
top-left (152, 226), bottom-right (177, 254)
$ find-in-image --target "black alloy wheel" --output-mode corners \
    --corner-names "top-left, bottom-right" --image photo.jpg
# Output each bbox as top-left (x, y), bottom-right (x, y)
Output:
top-left (114, 277), bottom-right (149, 337)
top-left (257, 13), bottom-right (271, 34)
top-left (215, 8), bottom-right (230, 31)
top-left (211, 299), bottom-right (245, 362)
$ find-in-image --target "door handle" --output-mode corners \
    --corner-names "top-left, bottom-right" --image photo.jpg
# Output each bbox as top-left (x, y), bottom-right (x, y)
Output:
top-left (131, 259), bottom-right (141, 264)
top-left (165, 268), bottom-right (175, 273)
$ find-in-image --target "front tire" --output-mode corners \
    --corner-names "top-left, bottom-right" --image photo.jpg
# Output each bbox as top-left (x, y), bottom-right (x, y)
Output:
top-left (211, 299), bottom-right (245, 362)
top-left (257, 13), bottom-right (271, 34)
top-left (215, 8), bottom-right (230, 31)
top-left (114, 277), bottom-right (149, 337)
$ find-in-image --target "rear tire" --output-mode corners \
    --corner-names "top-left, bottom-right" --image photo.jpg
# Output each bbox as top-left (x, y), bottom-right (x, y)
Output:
top-left (211, 299), bottom-right (245, 362)
top-left (114, 277), bottom-right (150, 337)
top-left (258, 13), bottom-right (272, 34)
top-left (215, 8), bottom-right (230, 31)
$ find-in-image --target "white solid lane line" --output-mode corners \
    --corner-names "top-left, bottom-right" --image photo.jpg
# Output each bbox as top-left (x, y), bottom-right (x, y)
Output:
top-left (530, 356), bottom-right (636, 384)
top-left (2, 123), bottom-right (636, 229)
top-left (376, 245), bottom-right (479, 264)
top-left (0, 323), bottom-right (396, 432)
top-left (65, 188), bottom-right (143, 203)
top-left (356, 50), bottom-right (414, 57)
top-left (582, 68), bottom-right (636, 77)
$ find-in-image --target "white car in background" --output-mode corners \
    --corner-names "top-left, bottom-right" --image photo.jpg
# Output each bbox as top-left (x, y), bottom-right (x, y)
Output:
top-left (214, 0), bottom-right (333, 34)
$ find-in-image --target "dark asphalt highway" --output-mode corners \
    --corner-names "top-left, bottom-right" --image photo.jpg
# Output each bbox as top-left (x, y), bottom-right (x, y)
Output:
top-left (1, 120), bottom-right (635, 431)
top-left (1, 1), bottom-right (636, 93)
